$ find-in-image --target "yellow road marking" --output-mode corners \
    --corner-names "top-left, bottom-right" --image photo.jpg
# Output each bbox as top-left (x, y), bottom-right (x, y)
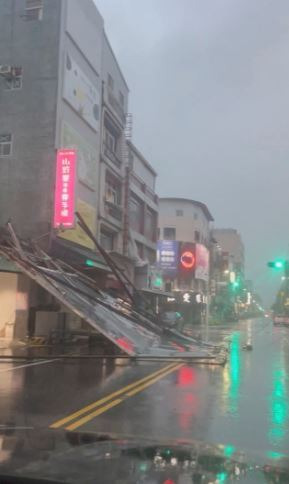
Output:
top-left (66, 399), bottom-right (123, 431)
top-left (65, 363), bottom-right (183, 431)
top-left (50, 362), bottom-right (178, 429)
top-left (125, 363), bottom-right (183, 397)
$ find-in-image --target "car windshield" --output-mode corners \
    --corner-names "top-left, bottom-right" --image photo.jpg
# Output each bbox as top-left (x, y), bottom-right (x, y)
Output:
top-left (0, 1), bottom-right (289, 483)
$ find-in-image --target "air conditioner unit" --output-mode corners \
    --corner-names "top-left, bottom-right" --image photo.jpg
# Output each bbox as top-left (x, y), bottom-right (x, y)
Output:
top-left (0, 65), bottom-right (11, 75)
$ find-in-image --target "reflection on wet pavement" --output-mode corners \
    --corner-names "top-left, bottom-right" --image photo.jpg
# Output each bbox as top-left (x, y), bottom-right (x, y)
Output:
top-left (1, 318), bottom-right (289, 461)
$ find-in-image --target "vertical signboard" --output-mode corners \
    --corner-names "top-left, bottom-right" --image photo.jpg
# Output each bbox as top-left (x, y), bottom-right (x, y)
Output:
top-left (195, 243), bottom-right (210, 281)
top-left (157, 240), bottom-right (179, 277)
top-left (53, 149), bottom-right (76, 229)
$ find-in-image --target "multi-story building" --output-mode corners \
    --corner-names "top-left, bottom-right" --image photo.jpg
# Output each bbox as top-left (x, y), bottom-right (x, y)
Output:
top-left (126, 141), bottom-right (158, 288)
top-left (210, 228), bottom-right (245, 320)
top-left (0, 0), bottom-right (131, 339)
top-left (97, 32), bottom-right (132, 284)
top-left (158, 198), bottom-right (214, 293)
top-left (211, 228), bottom-right (245, 277)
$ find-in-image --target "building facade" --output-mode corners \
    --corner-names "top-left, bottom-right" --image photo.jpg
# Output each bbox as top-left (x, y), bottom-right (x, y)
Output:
top-left (98, 32), bottom-right (129, 255)
top-left (158, 198), bottom-right (214, 293)
top-left (0, 0), bottom-right (108, 248)
top-left (210, 228), bottom-right (245, 321)
top-left (0, 0), bottom-right (133, 339)
top-left (126, 141), bottom-right (158, 288)
top-left (97, 31), bottom-right (133, 286)
top-left (211, 228), bottom-right (245, 277)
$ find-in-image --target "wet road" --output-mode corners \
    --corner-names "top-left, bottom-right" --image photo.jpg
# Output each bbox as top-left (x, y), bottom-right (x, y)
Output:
top-left (1, 317), bottom-right (289, 459)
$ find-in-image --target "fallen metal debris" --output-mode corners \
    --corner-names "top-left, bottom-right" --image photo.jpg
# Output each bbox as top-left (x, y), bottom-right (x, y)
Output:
top-left (0, 225), bottom-right (226, 363)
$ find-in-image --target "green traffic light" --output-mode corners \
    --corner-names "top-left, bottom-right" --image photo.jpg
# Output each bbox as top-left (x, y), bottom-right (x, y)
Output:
top-left (85, 259), bottom-right (95, 267)
top-left (267, 260), bottom-right (285, 269)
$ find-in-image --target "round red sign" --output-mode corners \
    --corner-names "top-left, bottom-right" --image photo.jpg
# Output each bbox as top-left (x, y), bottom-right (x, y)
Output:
top-left (180, 250), bottom-right (195, 269)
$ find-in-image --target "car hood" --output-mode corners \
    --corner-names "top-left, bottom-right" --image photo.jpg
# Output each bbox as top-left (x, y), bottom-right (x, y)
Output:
top-left (0, 428), bottom-right (288, 483)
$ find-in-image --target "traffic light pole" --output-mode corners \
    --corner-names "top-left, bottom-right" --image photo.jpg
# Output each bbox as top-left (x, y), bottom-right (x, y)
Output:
top-left (204, 280), bottom-right (210, 342)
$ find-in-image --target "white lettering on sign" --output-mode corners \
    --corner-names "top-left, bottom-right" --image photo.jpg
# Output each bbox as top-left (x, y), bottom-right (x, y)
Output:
top-left (183, 293), bottom-right (191, 303)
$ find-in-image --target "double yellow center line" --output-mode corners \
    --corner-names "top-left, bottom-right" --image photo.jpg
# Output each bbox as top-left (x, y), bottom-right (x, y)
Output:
top-left (50, 362), bottom-right (183, 431)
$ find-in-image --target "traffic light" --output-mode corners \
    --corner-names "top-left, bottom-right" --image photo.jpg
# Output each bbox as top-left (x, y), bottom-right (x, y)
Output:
top-left (267, 260), bottom-right (285, 269)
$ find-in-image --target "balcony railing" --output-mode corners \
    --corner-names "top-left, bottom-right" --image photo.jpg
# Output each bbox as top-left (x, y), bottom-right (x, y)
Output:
top-left (145, 187), bottom-right (158, 204)
top-left (104, 199), bottom-right (123, 222)
top-left (130, 174), bottom-right (158, 205)
top-left (103, 144), bottom-right (122, 168)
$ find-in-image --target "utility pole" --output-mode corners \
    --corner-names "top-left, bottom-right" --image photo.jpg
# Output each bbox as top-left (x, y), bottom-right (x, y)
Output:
top-left (122, 113), bottom-right (133, 257)
top-left (205, 280), bottom-right (210, 342)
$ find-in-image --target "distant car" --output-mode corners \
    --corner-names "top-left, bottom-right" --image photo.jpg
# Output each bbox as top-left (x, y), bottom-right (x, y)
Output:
top-left (159, 311), bottom-right (184, 329)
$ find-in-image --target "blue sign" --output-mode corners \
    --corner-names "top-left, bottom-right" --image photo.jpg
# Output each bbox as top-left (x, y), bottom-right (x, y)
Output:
top-left (157, 240), bottom-right (179, 276)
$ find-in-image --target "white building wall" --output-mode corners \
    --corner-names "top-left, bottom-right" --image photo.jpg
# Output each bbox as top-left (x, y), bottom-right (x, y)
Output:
top-left (65, 0), bottom-right (103, 74)
top-left (158, 199), bottom-right (210, 246)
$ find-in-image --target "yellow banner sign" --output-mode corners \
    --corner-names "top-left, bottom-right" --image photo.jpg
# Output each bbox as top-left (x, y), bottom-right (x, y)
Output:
top-left (60, 199), bottom-right (96, 250)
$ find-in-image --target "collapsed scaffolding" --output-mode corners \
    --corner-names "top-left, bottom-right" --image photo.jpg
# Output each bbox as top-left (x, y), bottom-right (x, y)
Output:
top-left (0, 218), bottom-right (227, 364)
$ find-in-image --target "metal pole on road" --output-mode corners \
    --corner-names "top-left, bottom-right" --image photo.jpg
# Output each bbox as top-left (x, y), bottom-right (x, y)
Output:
top-left (205, 280), bottom-right (210, 342)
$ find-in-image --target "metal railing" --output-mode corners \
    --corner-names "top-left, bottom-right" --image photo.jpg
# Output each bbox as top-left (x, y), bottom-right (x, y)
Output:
top-left (104, 199), bottom-right (123, 221)
top-left (103, 144), bottom-right (122, 168)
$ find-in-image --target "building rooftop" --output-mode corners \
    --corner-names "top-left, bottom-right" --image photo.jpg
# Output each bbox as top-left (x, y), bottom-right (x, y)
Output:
top-left (212, 228), bottom-right (239, 234)
top-left (103, 30), bottom-right (130, 92)
top-left (127, 140), bottom-right (157, 177)
top-left (159, 197), bottom-right (214, 222)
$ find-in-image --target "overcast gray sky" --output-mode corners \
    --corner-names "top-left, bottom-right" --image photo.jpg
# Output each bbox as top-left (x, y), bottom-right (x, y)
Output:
top-left (96, 0), bottom-right (289, 304)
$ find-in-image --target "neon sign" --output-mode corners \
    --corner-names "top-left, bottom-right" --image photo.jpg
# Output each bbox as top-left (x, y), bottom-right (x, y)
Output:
top-left (180, 250), bottom-right (195, 269)
top-left (53, 149), bottom-right (76, 229)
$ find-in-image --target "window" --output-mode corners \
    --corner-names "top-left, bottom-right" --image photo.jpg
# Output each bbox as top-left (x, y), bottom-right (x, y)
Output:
top-left (105, 173), bottom-right (121, 206)
top-left (100, 228), bottom-right (115, 251)
top-left (119, 90), bottom-right (124, 107)
top-left (4, 68), bottom-right (23, 90)
top-left (145, 247), bottom-right (156, 264)
top-left (129, 195), bottom-right (143, 233)
top-left (105, 129), bottom-right (116, 153)
top-left (0, 134), bottom-right (12, 156)
top-left (195, 230), bottom-right (200, 242)
top-left (145, 208), bottom-right (157, 241)
top-left (108, 73), bottom-right (114, 90)
top-left (25, 0), bottom-right (43, 20)
top-left (103, 114), bottom-right (121, 166)
top-left (163, 227), bottom-right (176, 240)
top-left (136, 242), bottom-right (143, 259)
top-left (176, 209), bottom-right (183, 216)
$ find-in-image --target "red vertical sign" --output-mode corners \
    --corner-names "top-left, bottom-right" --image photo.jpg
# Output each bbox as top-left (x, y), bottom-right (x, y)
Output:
top-left (53, 149), bottom-right (76, 228)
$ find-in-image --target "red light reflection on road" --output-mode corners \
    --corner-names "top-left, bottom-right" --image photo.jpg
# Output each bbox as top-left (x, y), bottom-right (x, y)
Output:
top-left (177, 366), bottom-right (195, 386)
top-left (176, 367), bottom-right (198, 431)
